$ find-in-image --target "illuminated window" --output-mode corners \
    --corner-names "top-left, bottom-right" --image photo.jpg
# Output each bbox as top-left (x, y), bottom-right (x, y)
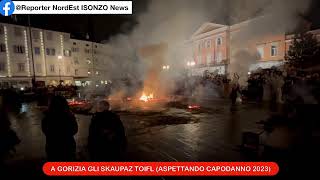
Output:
top-left (271, 44), bottom-right (278, 57)
top-left (63, 49), bottom-right (71, 57)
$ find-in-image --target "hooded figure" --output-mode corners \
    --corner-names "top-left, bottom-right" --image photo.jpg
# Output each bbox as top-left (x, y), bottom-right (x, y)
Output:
top-left (42, 95), bottom-right (78, 161)
top-left (88, 100), bottom-right (126, 161)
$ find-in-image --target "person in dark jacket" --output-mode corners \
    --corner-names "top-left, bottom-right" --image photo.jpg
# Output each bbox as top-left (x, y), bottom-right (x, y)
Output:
top-left (88, 100), bottom-right (126, 161)
top-left (0, 92), bottom-right (21, 163)
top-left (42, 95), bottom-right (78, 161)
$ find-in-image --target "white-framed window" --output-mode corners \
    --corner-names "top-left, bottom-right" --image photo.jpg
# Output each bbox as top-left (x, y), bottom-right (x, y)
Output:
top-left (63, 49), bottom-right (71, 57)
top-left (18, 63), bottom-right (25, 72)
top-left (257, 45), bottom-right (264, 59)
top-left (0, 62), bottom-right (5, 72)
top-left (216, 37), bottom-right (222, 46)
top-left (13, 45), bottom-right (25, 54)
top-left (271, 43), bottom-right (278, 57)
top-left (0, 43), bottom-right (6, 52)
top-left (36, 64), bottom-right (42, 73)
top-left (34, 47), bottom-right (41, 55)
top-left (49, 65), bottom-right (55, 72)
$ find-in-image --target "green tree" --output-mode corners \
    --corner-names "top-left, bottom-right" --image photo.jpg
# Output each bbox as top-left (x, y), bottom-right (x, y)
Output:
top-left (285, 32), bottom-right (320, 68)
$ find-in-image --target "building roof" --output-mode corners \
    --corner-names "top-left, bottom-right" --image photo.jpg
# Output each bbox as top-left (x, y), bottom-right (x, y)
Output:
top-left (191, 23), bottom-right (227, 38)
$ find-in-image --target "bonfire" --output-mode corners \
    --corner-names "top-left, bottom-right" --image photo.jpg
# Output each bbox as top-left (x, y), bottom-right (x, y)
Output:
top-left (139, 92), bottom-right (154, 102)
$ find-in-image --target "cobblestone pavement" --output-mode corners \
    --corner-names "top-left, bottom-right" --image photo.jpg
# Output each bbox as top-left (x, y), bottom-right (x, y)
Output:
top-left (3, 100), bottom-right (274, 178)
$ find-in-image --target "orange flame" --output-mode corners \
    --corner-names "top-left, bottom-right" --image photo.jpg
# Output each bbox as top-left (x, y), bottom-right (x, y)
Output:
top-left (140, 92), bottom-right (154, 102)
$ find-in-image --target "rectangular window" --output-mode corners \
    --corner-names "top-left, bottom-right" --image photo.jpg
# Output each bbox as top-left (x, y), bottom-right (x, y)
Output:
top-left (18, 63), bottom-right (25, 72)
top-left (0, 43), bottom-right (6, 52)
top-left (271, 44), bottom-right (278, 57)
top-left (72, 47), bottom-right (79, 52)
top-left (257, 45), bottom-right (264, 59)
top-left (84, 49), bottom-right (90, 54)
top-left (49, 65), bottom-right (55, 72)
top-left (13, 45), bottom-right (25, 54)
top-left (206, 40), bottom-right (211, 48)
top-left (46, 48), bottom-right (55, 56)
top-left (46, 32), bottom-right (53, 41)
top-left (32, 30), bottom-right (40, 39)
top-left (0, 25), bottom-right (4, 35)
top-left (216, 37), bottom-right (222, 46)
top-left (64, 49), bottom-right (71, 57)
top-left (46, 48), bottom-right (50, 56)
top-left (67, 66), bottom-right (70, 73)
top-left (75, 69), bottom-right (79, 76)
top-left (34, 47), bottom-right (41, 55)
top-left (14, 27), bottom-right (22, 37)
top-left (36, 64), bottom-right (42, 73)
top-left (0, 63), bottom-right (5, 71)
top-left (51, 48), bottom-right (55, 56)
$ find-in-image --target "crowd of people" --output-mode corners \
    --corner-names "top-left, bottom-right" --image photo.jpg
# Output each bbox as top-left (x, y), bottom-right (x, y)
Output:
top-left (0, 89), bottom-right (127, 164)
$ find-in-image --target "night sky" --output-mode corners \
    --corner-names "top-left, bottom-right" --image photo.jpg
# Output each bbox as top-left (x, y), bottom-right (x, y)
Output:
top-left (0, 0), bottom-right (320, 42)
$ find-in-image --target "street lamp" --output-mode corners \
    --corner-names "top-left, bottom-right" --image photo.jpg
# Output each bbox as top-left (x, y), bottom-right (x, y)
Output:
top-left (58, 55), bottom-right (62, 84)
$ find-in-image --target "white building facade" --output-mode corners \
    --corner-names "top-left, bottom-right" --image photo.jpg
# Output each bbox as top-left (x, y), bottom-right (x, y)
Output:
top-left (0, 22), bottom-right (111, 88)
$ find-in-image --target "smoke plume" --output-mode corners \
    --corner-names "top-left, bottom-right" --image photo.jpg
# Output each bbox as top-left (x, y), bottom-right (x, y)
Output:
top-left (100, 0), bottom-right (312, 96)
